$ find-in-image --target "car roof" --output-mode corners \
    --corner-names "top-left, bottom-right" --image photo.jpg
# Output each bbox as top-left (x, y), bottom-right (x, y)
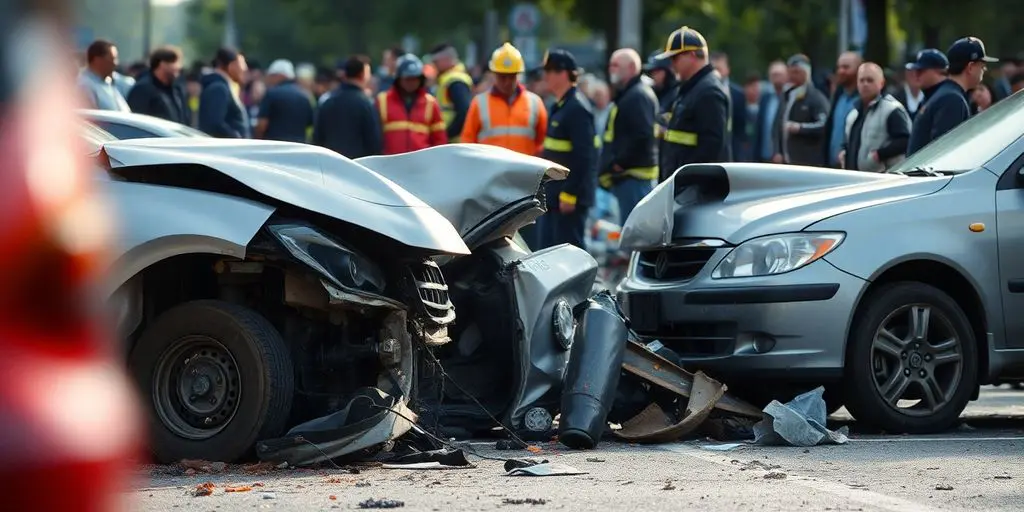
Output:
top-left (77, 109), bottom-right (207, 138)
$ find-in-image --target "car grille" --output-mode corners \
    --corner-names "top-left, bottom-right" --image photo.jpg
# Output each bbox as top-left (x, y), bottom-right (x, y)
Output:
top-left (628, 293), bottom-right (736, 357)
top-left (410, 260), bottom-right (456, 326)
top-left (636, 247), bottom-right (716, 281)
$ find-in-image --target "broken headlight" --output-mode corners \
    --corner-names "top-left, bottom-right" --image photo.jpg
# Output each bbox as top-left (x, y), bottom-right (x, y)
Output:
top-left (269, 224), bottom-right (386, 294)
top-left (711, 232), bottom-right (844, 279)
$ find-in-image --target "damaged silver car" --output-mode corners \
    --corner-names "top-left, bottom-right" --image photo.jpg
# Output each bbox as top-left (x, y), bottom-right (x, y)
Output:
top-left (93, 134), bottom-right (614, 463)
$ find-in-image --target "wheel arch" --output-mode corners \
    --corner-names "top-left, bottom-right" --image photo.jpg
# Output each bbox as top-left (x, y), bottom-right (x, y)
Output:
top-left (848, 258), bottom-right (989, 384)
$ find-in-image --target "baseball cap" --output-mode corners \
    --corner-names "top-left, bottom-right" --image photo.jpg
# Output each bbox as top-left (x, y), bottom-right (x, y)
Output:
top-left (654, 26), bottom-right (708, 60)
top-left (947, 37), bottom-right (998, 69)
top-left (267, 59), bottom-right (295, 79)
top-left (786, 53), bottom-right (812, 68)
top-left (542, 49), bottom-right (582, 73)
top-left (904, 49), bottom-right (949, 71)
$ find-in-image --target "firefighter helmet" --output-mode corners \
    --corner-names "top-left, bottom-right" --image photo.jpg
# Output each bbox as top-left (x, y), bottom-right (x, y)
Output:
top-left (489, 42), bottom-right (525, 74)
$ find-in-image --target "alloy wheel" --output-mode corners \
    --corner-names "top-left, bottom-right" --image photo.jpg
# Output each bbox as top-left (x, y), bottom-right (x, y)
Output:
top-left (870, 304), bottom-right (963, 416)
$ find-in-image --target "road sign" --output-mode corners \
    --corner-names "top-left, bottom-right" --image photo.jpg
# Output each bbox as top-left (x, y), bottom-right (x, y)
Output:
top-left (513, 35), bottom-right (538, 69)
top-left (509, 3), bottom-right (540, 36)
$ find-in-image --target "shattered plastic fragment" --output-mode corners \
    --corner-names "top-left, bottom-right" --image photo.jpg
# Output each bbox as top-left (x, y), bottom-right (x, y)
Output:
top-left (358, 498), bottom-right (406, 509)
top-left (615, 372), bottom-right (725, 443)
top-left (503, 498), bottom-right (548, 505)
top-left (192, 482), bottom-right (215, 497)
top-left (225, 485), bottom-right (253, 493)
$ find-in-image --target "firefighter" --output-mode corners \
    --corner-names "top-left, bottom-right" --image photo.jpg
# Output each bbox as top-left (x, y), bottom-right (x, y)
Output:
top-left (599, 48), bottom-right (659, 224)
top-left (461, 42), bottom-right (548, 156)
top-left (374, 54), bottom-right (447, 155)
top-left (655, 26), bottom-right (729, 182)
top-left (428, 43), bottom-right (474, 142)
top-left (536, 49), bottom-right (597, 250)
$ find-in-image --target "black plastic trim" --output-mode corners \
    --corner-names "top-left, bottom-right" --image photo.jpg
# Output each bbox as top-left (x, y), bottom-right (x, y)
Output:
top-left (684, 283), bottom-right (840, 305)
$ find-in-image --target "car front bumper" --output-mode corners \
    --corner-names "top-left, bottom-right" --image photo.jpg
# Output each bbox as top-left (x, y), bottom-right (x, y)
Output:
top-left (617, 258), bottom-right (869, 380)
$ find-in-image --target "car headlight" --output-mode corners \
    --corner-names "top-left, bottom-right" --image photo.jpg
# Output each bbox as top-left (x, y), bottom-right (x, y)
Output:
top-left (711, 232), bottom-right (844, 279)
top-left (269, 224), bottom-right (387, 294)
top-left (553, 300), bottom-right (576, 350)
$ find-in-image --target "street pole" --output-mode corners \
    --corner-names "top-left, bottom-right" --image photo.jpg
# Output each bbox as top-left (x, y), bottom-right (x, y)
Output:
top-left (223, 0), bottom-right (238, 49)
top-left (838, 0), bottom-right (850, 53)
top-left (617, 0), bottom-right (642, 51)
top-left (142, 0), bottom-right (152, 58)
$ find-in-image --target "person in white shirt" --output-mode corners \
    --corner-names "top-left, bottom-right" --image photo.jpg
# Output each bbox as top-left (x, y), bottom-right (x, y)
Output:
top-left (77, 39), bottom-right (130, 112)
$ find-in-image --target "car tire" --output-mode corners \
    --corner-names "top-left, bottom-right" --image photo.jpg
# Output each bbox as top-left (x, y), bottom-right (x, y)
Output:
top-left (129, 300), bottom-right (294, 463)
top-left (844, 282), bottom-right (977, 434)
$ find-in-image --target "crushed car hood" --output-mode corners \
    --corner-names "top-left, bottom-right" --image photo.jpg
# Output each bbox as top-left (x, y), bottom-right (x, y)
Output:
top-left (101, 138), bottom-right (470, 255)
top-left (357, 144), bottom-right (568, 241)
top-left (620, 163), bottom-right (951, 249)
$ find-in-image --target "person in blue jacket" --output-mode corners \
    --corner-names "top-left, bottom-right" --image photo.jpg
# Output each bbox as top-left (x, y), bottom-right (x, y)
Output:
top-left (198, 48), bottom-right (250, 138)
top-left (907, 38), bottom-right (996, 155)
top-left (536, 49), bottom-right (597, 250)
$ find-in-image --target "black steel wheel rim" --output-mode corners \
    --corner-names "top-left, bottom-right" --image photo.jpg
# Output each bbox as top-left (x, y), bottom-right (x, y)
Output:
top-left (152, 335), bottom-right (242, 440)
top-left (870, 303), bottom-right (963, 417)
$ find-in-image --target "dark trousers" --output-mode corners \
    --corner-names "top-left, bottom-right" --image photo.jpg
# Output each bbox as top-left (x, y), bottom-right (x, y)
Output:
top-left (611, 178), bottom-right (654, 225)
top-left (518, 222), bottom-right (540, 251)
top-left (537, 206), bottom-right (589, 250)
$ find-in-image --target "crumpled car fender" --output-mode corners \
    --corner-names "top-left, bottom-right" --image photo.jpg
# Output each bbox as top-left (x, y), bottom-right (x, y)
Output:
top-left (101, 180), bottom-right (276, 295)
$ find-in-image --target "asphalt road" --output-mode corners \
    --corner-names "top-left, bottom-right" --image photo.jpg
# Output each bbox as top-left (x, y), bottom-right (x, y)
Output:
top-left (127, 387), bottom-right (1024, 511)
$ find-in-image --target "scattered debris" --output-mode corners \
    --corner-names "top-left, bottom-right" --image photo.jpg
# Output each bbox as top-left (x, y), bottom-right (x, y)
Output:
top-left (382, 448), bottom-right (474, 470)
top-left (241, 462), bottom-right (278, 475)
top-left (585, 458), bottom-right (606, 463)
top-left (994, 476), bottom-right (1013, 480)
top-left (753, 387), bottom-right (849, 447)
top-left (737, 460), bottom-right (781, 471)
top-left (506, 462), bottom-right (587, 477)
top-left (700, 443), bottom-right (744, 451)
top-left (662, 481), bottom-right (676, 490)
top-left (358, 498), bottom-right (406, 509)
top-left (262, 492), bottom-right (277, 500)
top-left (620, 481), bottom-right (634, 486)
top-left (495, 439), bottom-right (528, 451)
top-left (329, 495), bottom-right (337, 500)
top-left (192, 482), bottom-right (216, 497)
top-left (764, 472), bottom-right (787, 480)
top-left (356, 482), bottom-right (373, 487)
top-left (325, 477), bottom-right (350, 484)
top-left (502, 498), bottom-right (548, 506)
top-left (180, 459), bottom-right (227, 474)
top-left (225, 485), bottom-right (253, 493)
top-left (616, 372), bottom-right (726, 443)
top-left (526, 446), bottom-right (543, 454)
top-left (935, 485), bottom-right (954, 491)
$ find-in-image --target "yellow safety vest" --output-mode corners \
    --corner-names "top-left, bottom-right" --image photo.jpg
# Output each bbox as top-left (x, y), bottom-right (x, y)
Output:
top-left (437, 63), bottom-right (473, 142)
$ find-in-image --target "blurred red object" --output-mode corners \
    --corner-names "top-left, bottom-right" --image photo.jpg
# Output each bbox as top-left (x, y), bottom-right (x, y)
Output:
top-left (0, 6), bottom-right (141, 512)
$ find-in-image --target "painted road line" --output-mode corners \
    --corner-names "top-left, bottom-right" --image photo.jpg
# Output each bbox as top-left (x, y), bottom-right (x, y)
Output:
top-left (660, 443), bottom-right (945, 512)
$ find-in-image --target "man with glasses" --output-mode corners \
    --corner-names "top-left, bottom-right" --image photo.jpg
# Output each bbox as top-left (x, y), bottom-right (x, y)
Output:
top-left (907, 37), bottom-right (997, 155)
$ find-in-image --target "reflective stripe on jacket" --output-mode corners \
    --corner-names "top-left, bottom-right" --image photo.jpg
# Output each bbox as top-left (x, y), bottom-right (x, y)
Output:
top-left (437, 63), bottom-right (473, 140)
top-left (461, 86), bottom-right (547, 155)
top-left (540, 88), bottom-right (597, 209)
top-left (375, 88), bottom-right (447, 155)
top-left (598, 75), bottom-right (660, 189)
top-left (659, 64), bottom-right (729, 181)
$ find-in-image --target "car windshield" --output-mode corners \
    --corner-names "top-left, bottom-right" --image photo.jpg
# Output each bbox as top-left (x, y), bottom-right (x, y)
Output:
top-left (80, 122), bottom-right (117, 153)
top-left (891, 89), bottom-right (1024, 174)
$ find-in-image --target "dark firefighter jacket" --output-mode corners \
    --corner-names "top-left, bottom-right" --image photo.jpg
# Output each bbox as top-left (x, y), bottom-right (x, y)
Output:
top-left (541, 86), bottom-right (597, 210)
top-left (598, 75), bottom-right (659, 189)
top-left (659, 64), bottom-right (729, 182)
top-left (907, 79), bottom-right (971, 156)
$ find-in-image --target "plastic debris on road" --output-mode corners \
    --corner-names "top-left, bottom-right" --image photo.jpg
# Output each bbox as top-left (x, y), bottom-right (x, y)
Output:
top-left (505, 462), bottom-right (587, 477)
top-left (615, 371), bottom-right (726, 443)
top-left (753, 387), bottom-right (849, 447)
top-left (358, 498), bottom-right (406, 508)
top-left (699, 442), bottom-right (745, 451)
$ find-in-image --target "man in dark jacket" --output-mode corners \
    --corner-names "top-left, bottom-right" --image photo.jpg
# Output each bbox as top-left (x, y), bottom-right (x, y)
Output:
top-left (822, 51), bottom-right (862, 167)
top-left (907, 38), bottom-right (996, 155)
top-left (313, 55), bottom-right (382, 158)
top-left (711, 51), bottom-right (747, 164)
top-left (126, 46), bottom-right (189, 125)
top-left (656, 26), bottom-right (729, 181)
top-left (198, 48), bottom-right (250, 138)
top-left (599, 48), bottom-right (659, 224)
top-left (772, 54), bottom-right (830, 166)
top-left (254, 59), bottom-right (315, 142)
top-left (537, 49), bottom-right (596, 250)
top-left (644, 51), bottom-right (678, 113)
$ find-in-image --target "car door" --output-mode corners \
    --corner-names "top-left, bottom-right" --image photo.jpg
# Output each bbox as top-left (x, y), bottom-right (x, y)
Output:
top-left (995, 148), bottom-right (1024, 348)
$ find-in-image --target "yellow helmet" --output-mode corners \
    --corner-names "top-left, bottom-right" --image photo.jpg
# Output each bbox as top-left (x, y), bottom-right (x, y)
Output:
top-left (489, 42), bottom-right (525, 74)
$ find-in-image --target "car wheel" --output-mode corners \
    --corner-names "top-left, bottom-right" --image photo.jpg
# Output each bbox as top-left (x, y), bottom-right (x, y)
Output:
top-left (129, 300), bottom-right (294, 463)
top-left (844, 282), bottom-right (977, 434)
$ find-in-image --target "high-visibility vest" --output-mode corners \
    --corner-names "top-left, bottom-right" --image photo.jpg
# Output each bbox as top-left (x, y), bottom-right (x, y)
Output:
top-left (469, 90), bottom-right (544, 155)
top-left (375, 89), bottom-right (446, 154)
top-left (437, 63), bottom-right (473, 140)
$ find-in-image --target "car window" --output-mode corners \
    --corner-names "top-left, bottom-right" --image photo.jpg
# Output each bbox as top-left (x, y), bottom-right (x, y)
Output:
top-left (80, 122), bottom-right (117, 154)
top-left (95, 121), bottom-right (158, 140)
top-left (170, 124), bottom-right (209, 138)
top-left (892, 90), bottom-right (1024, 174)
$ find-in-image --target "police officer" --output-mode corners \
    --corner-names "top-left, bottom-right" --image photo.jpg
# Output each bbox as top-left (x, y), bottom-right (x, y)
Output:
top-left (655, 26), bottom-right (729, 182)
top-left (599, 48), bottom-right (659, 224)
top-left (537, 49), bottom-right (597, 250)
top-left (907, 38), bottom-right (997, 155)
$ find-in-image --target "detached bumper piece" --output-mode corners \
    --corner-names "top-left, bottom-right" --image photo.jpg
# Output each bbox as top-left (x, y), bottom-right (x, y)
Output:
top-left (256, 387), bottom-right (415, 467)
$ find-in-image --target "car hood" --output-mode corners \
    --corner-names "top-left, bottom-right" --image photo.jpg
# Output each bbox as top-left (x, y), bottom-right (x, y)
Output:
top-left (101, 138), bottom-right (470, 255)
top-left (357, 144), bottom-right (568, 246)
top-left (620, 163), bottom-right (951, 249)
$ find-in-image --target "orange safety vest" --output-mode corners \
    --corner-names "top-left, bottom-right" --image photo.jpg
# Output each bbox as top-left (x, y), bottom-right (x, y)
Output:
top-left (375, 88), bottom-right (447, 155)
top-left (461, 87), bottom-right (547, 156)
